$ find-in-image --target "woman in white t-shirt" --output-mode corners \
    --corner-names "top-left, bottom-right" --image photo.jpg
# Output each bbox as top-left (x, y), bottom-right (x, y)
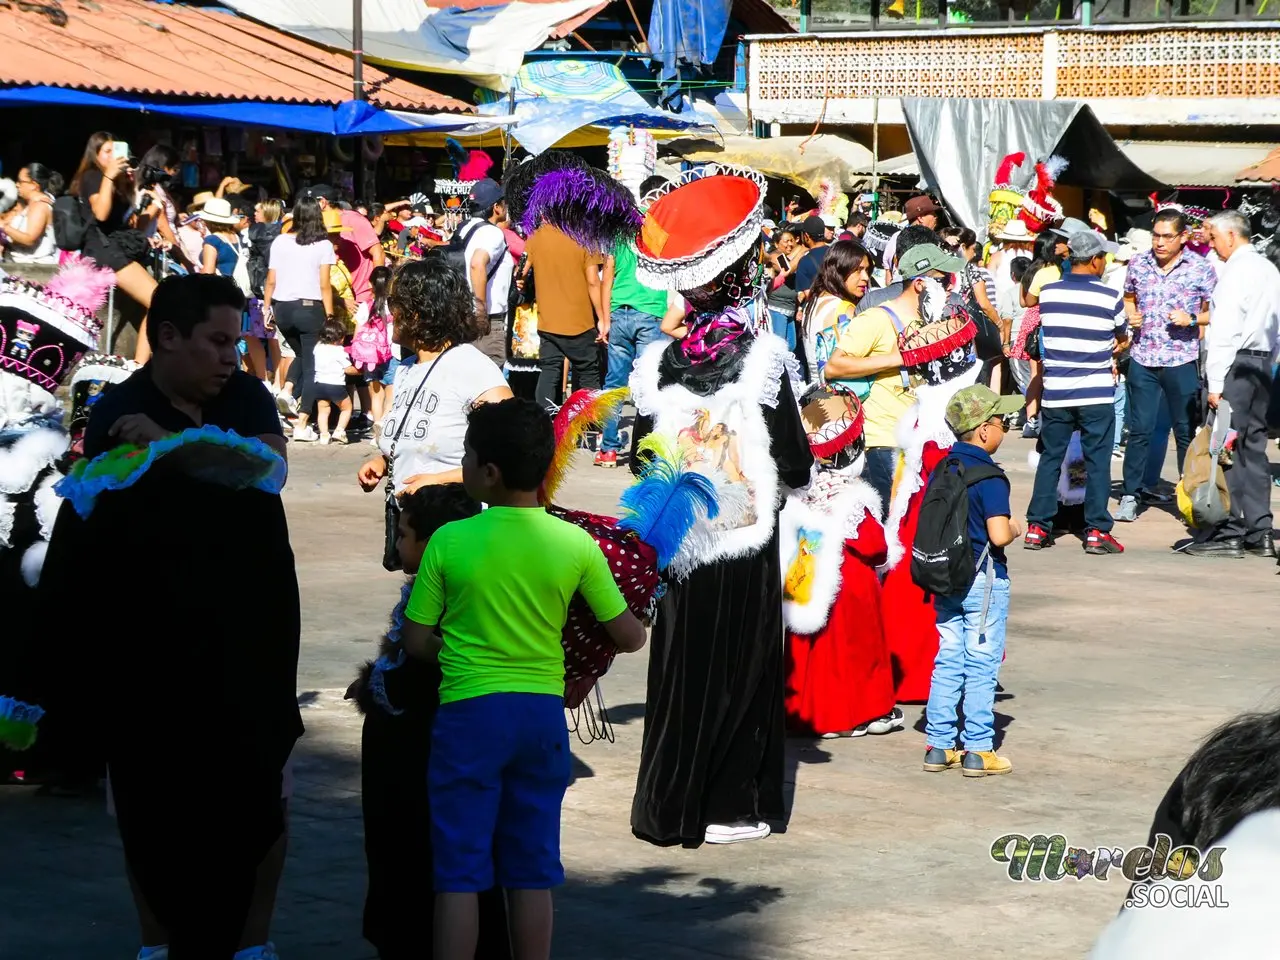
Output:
top-left (263, 197), bottom-right (336, 442)
top-left (3, 162), bottom-right (58, 264)
top-left (356, 257), bottom-right (512, 497)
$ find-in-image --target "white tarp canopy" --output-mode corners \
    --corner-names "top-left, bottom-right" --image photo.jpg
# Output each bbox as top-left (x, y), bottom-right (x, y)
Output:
top-left (1115, 141), bottom-right (1276, 188)
top-left (901, 98), bottom-right (1162, 236)
top-left (220, 0), bottom-right (604, 90)
top-left (661, 134), bottom-right (875, 197)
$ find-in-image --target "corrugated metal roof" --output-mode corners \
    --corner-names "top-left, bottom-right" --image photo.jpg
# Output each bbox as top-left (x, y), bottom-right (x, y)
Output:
top-left (0, 0), bottom-right (470, 112)
top-left (1116, 140), bottom-right (1276, 188)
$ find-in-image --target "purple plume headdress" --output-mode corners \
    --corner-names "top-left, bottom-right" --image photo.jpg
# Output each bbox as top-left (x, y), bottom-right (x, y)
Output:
top-left (520, 166), bottom-right (642, 255)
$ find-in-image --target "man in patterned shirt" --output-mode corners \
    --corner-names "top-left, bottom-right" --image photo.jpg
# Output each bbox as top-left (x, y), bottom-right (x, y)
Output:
top-left (1116, 208), bottom-right (1216, 523)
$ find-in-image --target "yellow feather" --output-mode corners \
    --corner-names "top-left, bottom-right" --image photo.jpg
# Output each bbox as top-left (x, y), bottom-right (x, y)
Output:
top-left (541, 387), bottom-right (629, 503)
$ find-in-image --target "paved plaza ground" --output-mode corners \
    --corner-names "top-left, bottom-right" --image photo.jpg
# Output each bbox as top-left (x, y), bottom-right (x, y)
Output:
top-left (4, 432), bottom-right (1279, 959)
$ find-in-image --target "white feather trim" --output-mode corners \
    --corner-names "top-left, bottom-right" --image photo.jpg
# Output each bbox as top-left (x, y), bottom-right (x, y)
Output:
top-left (880, 364), bottom-right (980, 572)
top-left (21, 539), bottom-right (48, 587)
top-left (0, 426), bottom-right (68, 495)
top-left (0, 376), bottom-right (60, 430)
top-left (32, 470), bottom-right (61, 540)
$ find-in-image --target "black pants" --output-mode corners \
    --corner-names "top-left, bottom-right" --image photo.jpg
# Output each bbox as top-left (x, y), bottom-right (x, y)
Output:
top-left (1219, 352), bottom-right (1274, 543)
top-left (1027, 403), bottom-right (1116, 533)
top-left (535, 329), bottom-right (600, 413)
top-left (111, 749), bottom-right (284, 958)
top-left (275, 299), bottom-right (326, 414)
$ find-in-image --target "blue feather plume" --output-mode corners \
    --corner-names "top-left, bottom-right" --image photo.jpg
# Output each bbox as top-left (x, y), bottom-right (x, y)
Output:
top-left (616, 455), bottom-right (720, 570)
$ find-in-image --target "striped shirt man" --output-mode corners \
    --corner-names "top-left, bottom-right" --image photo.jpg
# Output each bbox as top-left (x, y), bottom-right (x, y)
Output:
top-left (1038, 273), bottom-right (1127, 408)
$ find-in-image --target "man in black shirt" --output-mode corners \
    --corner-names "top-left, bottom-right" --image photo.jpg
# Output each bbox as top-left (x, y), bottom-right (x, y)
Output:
top-left (43, 274), bottom-right (301, 958)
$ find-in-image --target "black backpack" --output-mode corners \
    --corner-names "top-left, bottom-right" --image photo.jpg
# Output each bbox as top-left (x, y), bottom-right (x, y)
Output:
top-left (911, 455), bottom-right (1007, 597)
top-left (444, 220), bottom-right (506, 287)
top-left (52, 194), bottom-right (91, 251)
top-left (247, 221), bottom-right (281, 298)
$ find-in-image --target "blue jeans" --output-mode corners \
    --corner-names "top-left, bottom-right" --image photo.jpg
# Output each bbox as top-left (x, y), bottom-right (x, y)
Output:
top-left (1026, 403), bottom-right (1116, 532)
top-left (926, 575), bottom-right (1011, 752)
top-left (863, 446), bottom-right (897, 517)
top-left (1122, 359), bottom-right (1197, 497)
top-left (1112, 378), bottom-right (1126, 452)
top-left (768, 306), bottom-right (796, 351)
top-left (1144, 400), bottom-right (1172, 490)
top-left (601, 306), bottom-right (668, 453)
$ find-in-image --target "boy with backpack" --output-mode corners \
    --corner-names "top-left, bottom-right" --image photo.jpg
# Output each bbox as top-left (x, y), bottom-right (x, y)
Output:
top-left (913, 384), bottom-right (1024, 778)
top-left (398, 398), bottom-right (646, 960)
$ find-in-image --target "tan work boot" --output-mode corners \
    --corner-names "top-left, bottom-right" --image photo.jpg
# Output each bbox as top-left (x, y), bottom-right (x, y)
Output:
top-left (922, 747), bottom-right (965, 772)
top-left (962, 751), bottom-right (1012, 777)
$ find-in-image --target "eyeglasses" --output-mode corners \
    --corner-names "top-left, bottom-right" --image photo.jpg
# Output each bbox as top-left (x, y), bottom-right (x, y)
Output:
top-left (1152, 232), bottom-right (1181, 241)
top-left (985, 414), bottom-right (1015, 432)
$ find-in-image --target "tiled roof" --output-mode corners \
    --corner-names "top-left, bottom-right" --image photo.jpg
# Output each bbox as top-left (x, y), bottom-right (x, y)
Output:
top-left (0, 0), bottom-right (470, 112)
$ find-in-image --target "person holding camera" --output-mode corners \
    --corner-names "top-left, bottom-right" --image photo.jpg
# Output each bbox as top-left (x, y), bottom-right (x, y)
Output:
top-left (134, 144), bottom-right (194, 274)
top-left (70, 131), bottom-right (157, 363)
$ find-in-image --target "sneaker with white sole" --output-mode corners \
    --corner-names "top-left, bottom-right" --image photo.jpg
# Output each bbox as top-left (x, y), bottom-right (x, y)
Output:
top-left (704, 820), bottom-right (771, 844)
top-left (865, 706), bottom-right (905, 735)
top-left (1115, 495), bottom-right (1138, 522)
top-left (820, 726), bottom-right (868, 740)
top-left (292, 425), bottom-right (318, 442)
top-left (275, 391), bottom-right (299, 417)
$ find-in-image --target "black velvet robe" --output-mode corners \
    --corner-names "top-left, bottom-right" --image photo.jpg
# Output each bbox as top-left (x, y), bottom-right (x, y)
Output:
top-left (629, 336), bottom-right (812, 847)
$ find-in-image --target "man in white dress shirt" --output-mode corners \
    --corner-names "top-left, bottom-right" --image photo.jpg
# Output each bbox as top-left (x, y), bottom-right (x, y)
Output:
top-left (1185, 210), bottom-right (1280, 559)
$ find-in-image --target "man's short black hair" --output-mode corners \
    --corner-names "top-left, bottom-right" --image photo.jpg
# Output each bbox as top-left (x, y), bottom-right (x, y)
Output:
top-left (400, 483), bottom-right (481, 543)
top-left (147, 274), bottom-right (246, 350)
top-left (227, 194), bottom-right (255, 218)
top-left (1153, 207), bottom-right (1188, 233)
top-left (638, 175), bottom-right (668, 197)
top-left (465, 398), bottom-right (554, 492)
top-left (847, 211), bottom-right (870, 229)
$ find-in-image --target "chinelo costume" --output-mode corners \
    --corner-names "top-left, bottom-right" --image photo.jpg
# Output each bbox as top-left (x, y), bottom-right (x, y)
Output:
top-left (780, 391), bottom-right (897, 738)
top-left (879, 301), bottom-right (980, 703)
top-left (0, 256), bottom-right (128, 764)
top-left (625, 165), bottom-right (813, 847)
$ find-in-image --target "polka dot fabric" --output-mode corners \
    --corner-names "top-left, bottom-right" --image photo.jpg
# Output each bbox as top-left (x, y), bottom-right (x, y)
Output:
top-left (549, 505), bottom-right (661, 707)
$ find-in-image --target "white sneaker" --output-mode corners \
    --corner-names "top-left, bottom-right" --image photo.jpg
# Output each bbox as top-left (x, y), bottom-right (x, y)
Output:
top-left (333, 430), bottom-right (348, 444)
top-left (275, 391), bottom-right (299, 416)
top-left (865, 706), bottom-right (906, 735)
top-left (1115, 495), bottom-right (1138, 523)
top-left (820, 726), bottom-right (869, 740)
top-left (704, 820), bottom-right (771, 844)
top-left (318, 434), bottom-right (331, 445)
top-left (292, 425), bottom-right (318, 442)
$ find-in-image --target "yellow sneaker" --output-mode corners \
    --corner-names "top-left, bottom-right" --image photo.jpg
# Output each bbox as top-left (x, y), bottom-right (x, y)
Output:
top-left (962, 751), bottom-right (1012, 777)
top-left (922, 747), bottom-right (964, 772)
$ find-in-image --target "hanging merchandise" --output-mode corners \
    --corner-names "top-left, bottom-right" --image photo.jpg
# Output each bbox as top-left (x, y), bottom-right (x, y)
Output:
top-left (607, 126), bottom-right (656, 199)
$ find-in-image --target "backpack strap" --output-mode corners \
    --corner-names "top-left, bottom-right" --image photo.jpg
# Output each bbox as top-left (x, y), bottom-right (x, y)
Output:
top-left (880, 304), bottom-right (913, 390)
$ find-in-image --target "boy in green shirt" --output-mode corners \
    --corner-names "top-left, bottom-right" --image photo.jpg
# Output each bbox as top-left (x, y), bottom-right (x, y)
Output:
top-left (401, 398), bottom-right (646, 960)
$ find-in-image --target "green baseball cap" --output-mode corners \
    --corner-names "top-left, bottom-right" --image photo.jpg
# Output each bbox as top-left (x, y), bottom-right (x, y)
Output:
top-left (945, 384), bottom-right (1026, 436)
top-left (899, 243), bottom-right (967, 279)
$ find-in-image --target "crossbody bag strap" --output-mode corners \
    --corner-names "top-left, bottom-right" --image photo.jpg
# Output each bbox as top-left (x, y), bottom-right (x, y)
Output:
top-left (385, 346), bottom-right (454, 494)
top-left (881, 304), bottom-right (913, 391)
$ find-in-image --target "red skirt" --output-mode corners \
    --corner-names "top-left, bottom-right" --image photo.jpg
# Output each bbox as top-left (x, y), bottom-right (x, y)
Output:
top-left (785, 515), bottom-right (895, 735)
top-left (882, 442), bottom-right (946, 703)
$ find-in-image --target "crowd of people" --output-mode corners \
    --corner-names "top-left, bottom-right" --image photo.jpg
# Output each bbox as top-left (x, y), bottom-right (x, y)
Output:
top-left (1, 134), bottom-right (1279, 960)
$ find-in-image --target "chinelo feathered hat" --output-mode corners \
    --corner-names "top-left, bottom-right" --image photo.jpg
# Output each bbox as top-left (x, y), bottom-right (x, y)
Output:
top-left (899, 300), bottom-right (979, 386)
top-left (0, 254), bottom-right (114, 409)
top-left (801, 388), bottom-right (866, 465)
top-left (634, 164), bottom-right (767, 292)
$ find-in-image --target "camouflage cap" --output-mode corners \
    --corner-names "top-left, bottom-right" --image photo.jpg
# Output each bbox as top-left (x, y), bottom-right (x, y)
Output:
top-left (945, 384), bottom-right (1025, 436)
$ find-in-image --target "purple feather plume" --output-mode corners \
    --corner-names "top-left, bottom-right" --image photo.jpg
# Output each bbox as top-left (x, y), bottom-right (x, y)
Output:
top-left (520, 167), bottom-right (642, 254)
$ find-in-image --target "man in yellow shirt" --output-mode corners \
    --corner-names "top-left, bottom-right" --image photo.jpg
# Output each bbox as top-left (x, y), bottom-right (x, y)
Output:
top-left (824, 243), bottom-right (966, 507)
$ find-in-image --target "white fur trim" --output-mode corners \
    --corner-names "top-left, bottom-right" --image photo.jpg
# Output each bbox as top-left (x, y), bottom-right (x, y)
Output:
top-left (628, 334), bottom-right (789, 575)
top-left (0, 376), bottom-right (59, 430)
top-left (880, 364), bottom-right (981, 572)
top-left (780, 471), bottom-right (882, 635)
top-left (0, 426), bottom-right (68, 495)
top-left (0, 493), bottom-right (14, 548)
top-left (21, 539), bottom-right (48, 587)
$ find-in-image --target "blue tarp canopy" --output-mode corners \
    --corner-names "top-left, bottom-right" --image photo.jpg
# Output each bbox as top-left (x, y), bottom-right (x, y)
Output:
top-left (0, 86), bottom-right (477, 136)
top-left (648, 0), bottom-right (731, 85)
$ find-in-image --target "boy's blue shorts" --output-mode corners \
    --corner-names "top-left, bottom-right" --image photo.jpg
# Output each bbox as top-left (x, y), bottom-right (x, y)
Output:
top-left (429, 692), bottom-right (570, 893)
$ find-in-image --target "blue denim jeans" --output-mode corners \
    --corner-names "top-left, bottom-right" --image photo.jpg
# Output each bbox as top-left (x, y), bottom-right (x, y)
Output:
top-left (601, 306), bottom-right (668, 453)
top-left (926, 575), bottom-right (1011, 752)
top-left (1144, 402), bottom-right (1171, 490)
top-left (863, 446), bottom-right (897, 517)
top-left (1112, 377), bottom-right (1126, 453)
top-left (768, 306), bottom-right (796, 351)
top-left (1122, 358), bottom-right (1197, 497)
top-left (1026, 403), bottom-right (1116, 532)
